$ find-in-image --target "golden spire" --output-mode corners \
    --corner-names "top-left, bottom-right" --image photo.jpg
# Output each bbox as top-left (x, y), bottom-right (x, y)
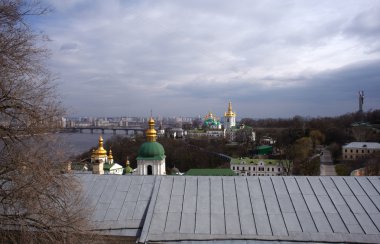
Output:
top-left (146, 117), bottom-right (157, 142)
top-left (224, 101), bottom-right (236, 117)
top-left (94, 135), bottom-right (107, 156)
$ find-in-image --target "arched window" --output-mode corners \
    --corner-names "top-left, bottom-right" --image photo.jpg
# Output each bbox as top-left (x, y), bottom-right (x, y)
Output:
top-left (147, 165), bottom-right (153, 175)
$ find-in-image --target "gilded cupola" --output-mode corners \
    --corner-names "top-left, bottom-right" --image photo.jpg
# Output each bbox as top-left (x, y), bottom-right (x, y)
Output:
top-left (224, 101), bottom-right (236, 117)
top-left (108, 148), bottom-right (113, 160)
top-left (93, 135), bottom-right (107, 156)
top-left (145, 117), bottom-right (157, 142)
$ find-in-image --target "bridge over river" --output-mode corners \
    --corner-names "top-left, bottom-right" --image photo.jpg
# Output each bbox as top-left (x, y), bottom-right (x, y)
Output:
top-left (61, 126), bottom-right (145, 135)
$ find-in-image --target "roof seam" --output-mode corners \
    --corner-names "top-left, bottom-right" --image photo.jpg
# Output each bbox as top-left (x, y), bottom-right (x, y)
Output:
top-left (294, 177), bottom-right (318, 232)
top-left (282, 177), bottom-right (303, 232)
top-left (115, 176), bottom-right (131, 221)
top-left (259, 177), bottom-right (273, 236)
top-left (308, 177), bottom-right (333, 233)
top-left (271, 177), bottom-right (289, 236)
top-left (318, 177), bottom-right (349, 233)
top-left (345, 177), bottom-right (380, 233)
top-left (233, 177), bottom-right (243, 235)
top-left (163, 177), bottom-right (174, 233)
top-left (194, 177), bottom-right (198, 234)
top-left (246, 177), bottom-right (258, 235)
top-left (357, 178), bottom-right (380, 213)
top-left (138, 176), bottom-right (161, 243)
top-left (331, 177), bottom-right (365, 234)
top-left (130, 177), bottom-right (144, 220)
top-left (367, 177), bottom-right (380, 195)
top-left (178, 177), bottom-right (186, 234)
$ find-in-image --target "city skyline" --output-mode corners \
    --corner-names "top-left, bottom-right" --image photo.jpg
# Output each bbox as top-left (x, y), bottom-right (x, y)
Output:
top-left (36, 0), bottom-right (380, 117)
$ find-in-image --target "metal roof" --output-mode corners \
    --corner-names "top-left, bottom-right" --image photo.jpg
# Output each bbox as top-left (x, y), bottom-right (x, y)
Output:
top-left (77, 174), bottom-right (156, 237)
top-left (75, 174), bottom-right (380, 243)
top-left (343, 142), bottom-right (380, 149)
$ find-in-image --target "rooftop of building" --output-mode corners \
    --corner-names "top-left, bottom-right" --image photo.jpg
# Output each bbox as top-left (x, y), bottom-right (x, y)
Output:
top-left (230, 157), bottom-right (286, 165)
top-left (103, 162), bottom-right (122, 171)
top-left (256, 145), bottom-right (273, 150)
top-left (137, 141), bottom-right (165, 160)
top-left (185, 168), bottom-right (236, 176)
top-left (343, 142), bottom-right (380, 149)
top-left (76, 174), bottom-right (380, 243)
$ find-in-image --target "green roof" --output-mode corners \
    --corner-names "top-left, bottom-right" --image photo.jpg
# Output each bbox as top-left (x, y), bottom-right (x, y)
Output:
top-left (124, 166), bottom-right (133, 174)
top-left (256, 145), bottom-right (273, 155)
top-left (185, 168), bottom-right (236, 176)
top-left (137, 141), bottom-right (165, 160)
top-left (103, 163), bottom-right (115, 171)
top-left (256, 145), bottom-right (273, 150)
top-left (230, 157), bottom-right (288, 165)
top-left (203, 117), bottom-right (221, 127)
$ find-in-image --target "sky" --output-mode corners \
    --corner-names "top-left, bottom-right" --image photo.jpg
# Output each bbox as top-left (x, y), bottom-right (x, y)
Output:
top-left (35, 0), bottom-right (380, 118)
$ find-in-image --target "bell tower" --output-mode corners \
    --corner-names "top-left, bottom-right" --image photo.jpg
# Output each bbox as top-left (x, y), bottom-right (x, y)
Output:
top-left (136, 117), bottom-right (166, 175)
top-left (224, 101), bottom-right (236, 129)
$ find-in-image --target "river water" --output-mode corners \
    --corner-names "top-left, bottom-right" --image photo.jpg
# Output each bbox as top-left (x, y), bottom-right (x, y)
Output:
top-left (56, 132), bottom-right (129, 156)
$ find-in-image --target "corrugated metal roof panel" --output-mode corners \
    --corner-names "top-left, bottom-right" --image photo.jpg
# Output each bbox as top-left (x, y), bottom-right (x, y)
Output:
top-left (74, 174), bottom-right (380, 243)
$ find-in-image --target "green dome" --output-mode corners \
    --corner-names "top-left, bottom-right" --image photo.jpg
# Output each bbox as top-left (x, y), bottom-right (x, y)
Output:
top-left (137, 142), bottom-right (165, 160)
top-left (203, 118), bottom-right (220, 127)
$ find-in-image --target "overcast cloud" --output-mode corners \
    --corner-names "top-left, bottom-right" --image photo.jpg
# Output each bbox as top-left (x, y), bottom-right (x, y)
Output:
top-left (36, 0), bottom-right (380, 118)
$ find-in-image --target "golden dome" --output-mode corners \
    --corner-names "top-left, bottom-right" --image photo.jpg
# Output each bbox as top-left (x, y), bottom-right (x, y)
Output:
top-left (108, 148), bottom-right (113, 160)
top-left (93, 135), bottom-right (107, 156)
top-left (146, 117), bottom-right (157, 142)
top-left (205, 111), bottom-right (214, 119)
top-left (224, 101), bottom-right (236, 117)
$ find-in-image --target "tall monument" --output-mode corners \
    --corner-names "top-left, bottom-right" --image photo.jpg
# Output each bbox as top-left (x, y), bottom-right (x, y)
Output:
top-left (358, 90), bottom-right (364, 113)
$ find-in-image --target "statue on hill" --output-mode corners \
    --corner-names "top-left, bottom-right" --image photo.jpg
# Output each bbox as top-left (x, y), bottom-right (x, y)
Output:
top-left (358, 90), bottom-right (364, 113)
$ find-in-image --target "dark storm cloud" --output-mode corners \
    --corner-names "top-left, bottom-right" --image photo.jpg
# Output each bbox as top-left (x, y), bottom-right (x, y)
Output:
top-left (37, 0), bottom-right (380, 117)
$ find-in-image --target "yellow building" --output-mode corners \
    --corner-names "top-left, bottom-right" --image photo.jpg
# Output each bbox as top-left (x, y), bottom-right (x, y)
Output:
top-left (342, 142), bottom-right (380, 160)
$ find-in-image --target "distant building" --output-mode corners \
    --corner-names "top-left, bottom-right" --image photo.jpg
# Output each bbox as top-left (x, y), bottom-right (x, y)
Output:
top-left (227, 124), bottom-right (256, 142)
top-left (342, 142), bottom-right (380, 160)
top-left (165, 127), bottom-right (185, 138)
top-left (260, 135), bottom-right (276, 145)
top-left (203, 111), bottom-right (222, 129)
top-left (205, 129), bottom-right (225, 137)
top-left (230, 157), bottom-right (288, 176)
top-left (224, 101), bottom-right (236, 129)
top-left (188, 111), bottom-right (225, 139)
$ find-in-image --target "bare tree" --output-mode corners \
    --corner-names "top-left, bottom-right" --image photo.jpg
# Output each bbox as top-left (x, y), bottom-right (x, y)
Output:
top-left (0, 0), bottom-right (63, 141)
top-left (0, 138), bottom-right (93, 243)
top-left (0, 1), bottom-right (92, 242)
